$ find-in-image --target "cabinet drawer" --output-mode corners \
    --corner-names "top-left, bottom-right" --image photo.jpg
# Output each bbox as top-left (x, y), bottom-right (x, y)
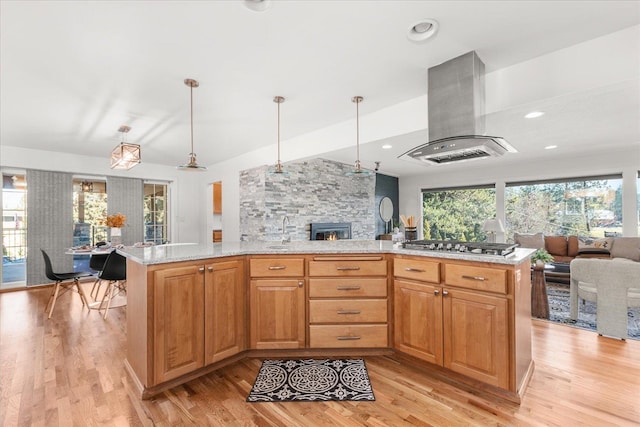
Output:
top-left (309, 325), bottom-right (388, 348)
top-left (444, 264), bottom-right (507, 294)
top-left (309, 299), bottom-right (387, 323)
top-left (249, 258), bottom-right (304, 277)
top-left (308, 259), bottom-right (387, 277)
top-left (394, 258), bottom-right (440, 283)
top-left (308, 278), bottom-right (387, 298)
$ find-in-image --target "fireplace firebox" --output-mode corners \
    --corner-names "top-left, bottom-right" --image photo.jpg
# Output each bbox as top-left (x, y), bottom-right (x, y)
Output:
top-left (310, 222), bottom-right (352, 240)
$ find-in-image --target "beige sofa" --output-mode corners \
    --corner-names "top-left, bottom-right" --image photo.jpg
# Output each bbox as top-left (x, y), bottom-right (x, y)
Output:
top-left (570, 258), bottom-right (640, 339)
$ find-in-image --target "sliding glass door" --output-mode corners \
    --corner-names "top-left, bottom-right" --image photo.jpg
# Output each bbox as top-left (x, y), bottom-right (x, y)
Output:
top-left (2, 173), bottom-right (27, 289)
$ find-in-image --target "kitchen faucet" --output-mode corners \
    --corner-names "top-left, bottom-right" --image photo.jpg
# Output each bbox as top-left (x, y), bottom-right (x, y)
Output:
top-left (281, 216), bottom-right (290, 243)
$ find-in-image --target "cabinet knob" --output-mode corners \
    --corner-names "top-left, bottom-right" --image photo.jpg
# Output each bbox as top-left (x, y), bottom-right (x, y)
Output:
top-left (298, 281), bottom-right (304, 288)
top-left (442, 290), bottom-right (449, 296)
top-left (208, 266), bottom-right (214, 272)
top-left (434, 289), bottom-right (440, 296)
top-left (198, 267), bottom-right (205, 273)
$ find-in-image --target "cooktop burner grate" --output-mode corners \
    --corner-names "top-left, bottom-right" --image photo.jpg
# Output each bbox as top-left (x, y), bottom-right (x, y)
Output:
top-left (402, 240), bottom-right (518, 256)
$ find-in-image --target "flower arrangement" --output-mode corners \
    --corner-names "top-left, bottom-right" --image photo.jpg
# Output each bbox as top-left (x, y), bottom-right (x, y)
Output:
top-left (104, 213), bottom-right (126, 228)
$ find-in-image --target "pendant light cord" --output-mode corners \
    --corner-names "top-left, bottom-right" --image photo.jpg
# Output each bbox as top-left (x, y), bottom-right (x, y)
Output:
top-left (277, 99), bottom-right (281, 163)
top-left (356, 99), bottom-right (360, 163)
top-left (190, 84), bottom-right (194, 156)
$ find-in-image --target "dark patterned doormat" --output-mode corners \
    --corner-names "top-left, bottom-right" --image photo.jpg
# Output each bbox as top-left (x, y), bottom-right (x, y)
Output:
top-left (246, 359), bottom-right (375, 402)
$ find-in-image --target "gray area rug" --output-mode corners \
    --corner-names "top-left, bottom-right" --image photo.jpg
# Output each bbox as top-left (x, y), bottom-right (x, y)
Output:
top-left (546, 283), bottom-right (640, 339)
top-left (247, 359), bottom-right (375, 402)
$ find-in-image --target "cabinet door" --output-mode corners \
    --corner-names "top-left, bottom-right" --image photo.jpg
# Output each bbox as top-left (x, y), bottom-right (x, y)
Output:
top-left (393, 279), bottom-right (443, 365)
top-left (213, 181), bottom-right (222, 214)
top-left (250, 279), bottom-right (305, 349)
top-left (205, 260), bottom-right (245, 365)
top-left (442, 288), bottom-right (509, 389)
top-left (153, 265), bottom-right (205, 383)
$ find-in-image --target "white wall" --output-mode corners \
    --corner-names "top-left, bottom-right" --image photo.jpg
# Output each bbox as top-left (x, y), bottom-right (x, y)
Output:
top-left (398, 145), bottom-right (640, 240)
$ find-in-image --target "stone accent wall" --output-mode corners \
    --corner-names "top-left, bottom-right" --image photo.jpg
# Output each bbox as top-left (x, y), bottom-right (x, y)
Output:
top-left (239, 159), bottom-right (376, 241)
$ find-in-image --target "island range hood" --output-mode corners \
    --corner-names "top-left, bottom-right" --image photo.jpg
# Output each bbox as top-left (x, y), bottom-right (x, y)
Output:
top-left (400, 51), bottom-right (517, 165)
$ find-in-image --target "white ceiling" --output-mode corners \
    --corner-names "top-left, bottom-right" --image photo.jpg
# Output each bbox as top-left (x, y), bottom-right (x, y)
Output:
top-left (1, 1), bottom-right (639, 177)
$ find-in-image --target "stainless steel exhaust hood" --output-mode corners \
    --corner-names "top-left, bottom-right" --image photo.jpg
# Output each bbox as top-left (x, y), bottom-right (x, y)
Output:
top-left (400, 51), bottom-right (517, 165)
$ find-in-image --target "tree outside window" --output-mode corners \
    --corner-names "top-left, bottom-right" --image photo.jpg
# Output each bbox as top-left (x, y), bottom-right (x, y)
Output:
top-left (422, 187), bottom-right (496, 242)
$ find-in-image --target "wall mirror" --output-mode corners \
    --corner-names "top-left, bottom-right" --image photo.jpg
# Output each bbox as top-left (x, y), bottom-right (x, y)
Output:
top-left (379, 197), bottom-right (393, 232)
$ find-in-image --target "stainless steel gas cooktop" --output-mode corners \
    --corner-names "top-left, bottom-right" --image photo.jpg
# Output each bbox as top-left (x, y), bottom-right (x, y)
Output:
top-left (402, 239), bottom-right (517, 257)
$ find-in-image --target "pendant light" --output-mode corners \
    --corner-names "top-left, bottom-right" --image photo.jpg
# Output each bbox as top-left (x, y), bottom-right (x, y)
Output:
top-left (271, 95), bottom-right (287, 174)
top-left (110, 125), bottom-right (140, 170)
top-left (178, 78), bottom-right (207, 171)
top-left (346, 96), bottom-right (371, 176)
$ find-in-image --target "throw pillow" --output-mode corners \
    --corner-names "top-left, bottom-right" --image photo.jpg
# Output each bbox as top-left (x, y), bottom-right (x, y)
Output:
top-left (514, 232), bottom-right (544, 250)
top-left (610, 237), bottom-right (640, 262)
top-left (577, 236), bottom-right (613, 254)
top-left (545, 235), bottom-right (568, 256)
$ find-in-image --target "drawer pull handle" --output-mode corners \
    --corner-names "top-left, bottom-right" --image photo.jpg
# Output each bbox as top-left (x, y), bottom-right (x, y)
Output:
top-left (337, 336), bottom-right (361, 341)
top-left (268, 266), bottom-right (287, 270)
top-left (337, 310), bottom-right (361, 315)
top-left (405, 267), bottom-right (425, 272)
top-left (336, 286), bottom-right (361, 291)
top-left (336, 266), bottom-right (360, 271)
top-left (462, 275), bottom-right (486, 281)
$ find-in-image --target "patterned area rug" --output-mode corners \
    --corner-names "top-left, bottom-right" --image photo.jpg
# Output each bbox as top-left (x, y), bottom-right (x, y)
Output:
top-left (247, 359), bottom-right (375, 402)
top-left (546, 283), bottom-right (640, 339)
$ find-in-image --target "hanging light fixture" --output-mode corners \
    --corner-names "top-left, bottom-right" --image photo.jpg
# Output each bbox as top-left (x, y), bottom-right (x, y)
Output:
top-left (271, 95), bottom-right (287, 174)
top-left (178, 78), bottom-right (207, 171)
top-left (81, 181), bottom-right (93, 192)
top-left (110, 125), bottom-right (140, 170)
top-left (347, 96), bottom-right (371, 176)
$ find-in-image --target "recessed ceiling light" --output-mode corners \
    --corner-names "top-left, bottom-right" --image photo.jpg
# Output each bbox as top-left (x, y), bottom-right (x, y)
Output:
top-left (243, 0), bottom-right (271, 12)
top-left (525, 111), bottom-right (545, 119)
top-left (544, 145), bottom-right (558, 150)
top-left (407, 19), bottom-right (439, 42)
top-left (382, 144), bottom-right (392, 149)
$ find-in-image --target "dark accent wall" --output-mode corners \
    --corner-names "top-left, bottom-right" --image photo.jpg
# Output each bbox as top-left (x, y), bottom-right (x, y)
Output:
top-left (374, 173), bottom-right (399, 238)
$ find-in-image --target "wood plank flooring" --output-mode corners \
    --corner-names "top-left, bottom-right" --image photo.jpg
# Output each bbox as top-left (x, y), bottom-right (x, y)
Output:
top-left (1, 284), bottom-right (639, 426)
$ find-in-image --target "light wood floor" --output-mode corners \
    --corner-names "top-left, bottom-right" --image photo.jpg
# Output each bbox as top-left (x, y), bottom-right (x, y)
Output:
top-left (1, 284), bottom-right (639, 427)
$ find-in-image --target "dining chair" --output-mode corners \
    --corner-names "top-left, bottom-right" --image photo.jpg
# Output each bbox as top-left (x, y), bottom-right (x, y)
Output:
top-left (95, 252), bottom-right (127, 319)
top-left (88, 253), bottom-right (110, 300)
top-left (41, 249), bottom-right (93, 319)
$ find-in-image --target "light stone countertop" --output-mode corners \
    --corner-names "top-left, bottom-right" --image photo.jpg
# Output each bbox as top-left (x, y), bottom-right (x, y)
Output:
top-left (117, 240), bottom-right (535, 266)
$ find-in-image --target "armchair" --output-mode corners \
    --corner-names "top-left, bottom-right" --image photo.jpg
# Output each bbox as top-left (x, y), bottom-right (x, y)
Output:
top-left (570, 258), bottom-right (640, 339)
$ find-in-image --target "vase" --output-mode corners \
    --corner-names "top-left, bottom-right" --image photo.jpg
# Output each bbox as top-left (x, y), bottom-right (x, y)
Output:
top-left (110, 227), bottom-right (122, 245)
top-left (535, 259), bottom-right (545, 268)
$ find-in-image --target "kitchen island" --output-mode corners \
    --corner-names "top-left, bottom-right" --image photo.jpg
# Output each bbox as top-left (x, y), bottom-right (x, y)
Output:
top-left (119, 240), bottom-right (535, 403)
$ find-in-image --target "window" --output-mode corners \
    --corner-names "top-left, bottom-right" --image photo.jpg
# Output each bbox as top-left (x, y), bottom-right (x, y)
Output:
top-left (505, 175), bottom-right (623, 239)
top-left (144, 183), bottom-right (168, 244)
top-left (637, 171), bottom-right (640, 236)
top-left (422, 186), bottom-right (496, 241)
top-left (72, 179), bottom-right (108, 246)
top-left (2, 173), bottom-right (27, 288)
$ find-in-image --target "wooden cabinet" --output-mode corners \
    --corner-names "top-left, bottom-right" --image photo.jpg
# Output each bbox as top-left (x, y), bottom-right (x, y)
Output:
top-left (308, 255), bottom-right (389, 348)
top-left (212, 230), bottom-right (222, 243)
top-left (153, 264), bottom-right (205, 383)
top-left (393, 256), bottom-right (514, 391)
top-left (394, 279), bottom-right (443, 364)
top-left (249, 257), bottom-right (305, 349)
top-left (148, 258), bottom-right (245, 385)
top-left (443, 287), bottom-right (509, 388)
top-left (204, 259), bottom-right (245, 364)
